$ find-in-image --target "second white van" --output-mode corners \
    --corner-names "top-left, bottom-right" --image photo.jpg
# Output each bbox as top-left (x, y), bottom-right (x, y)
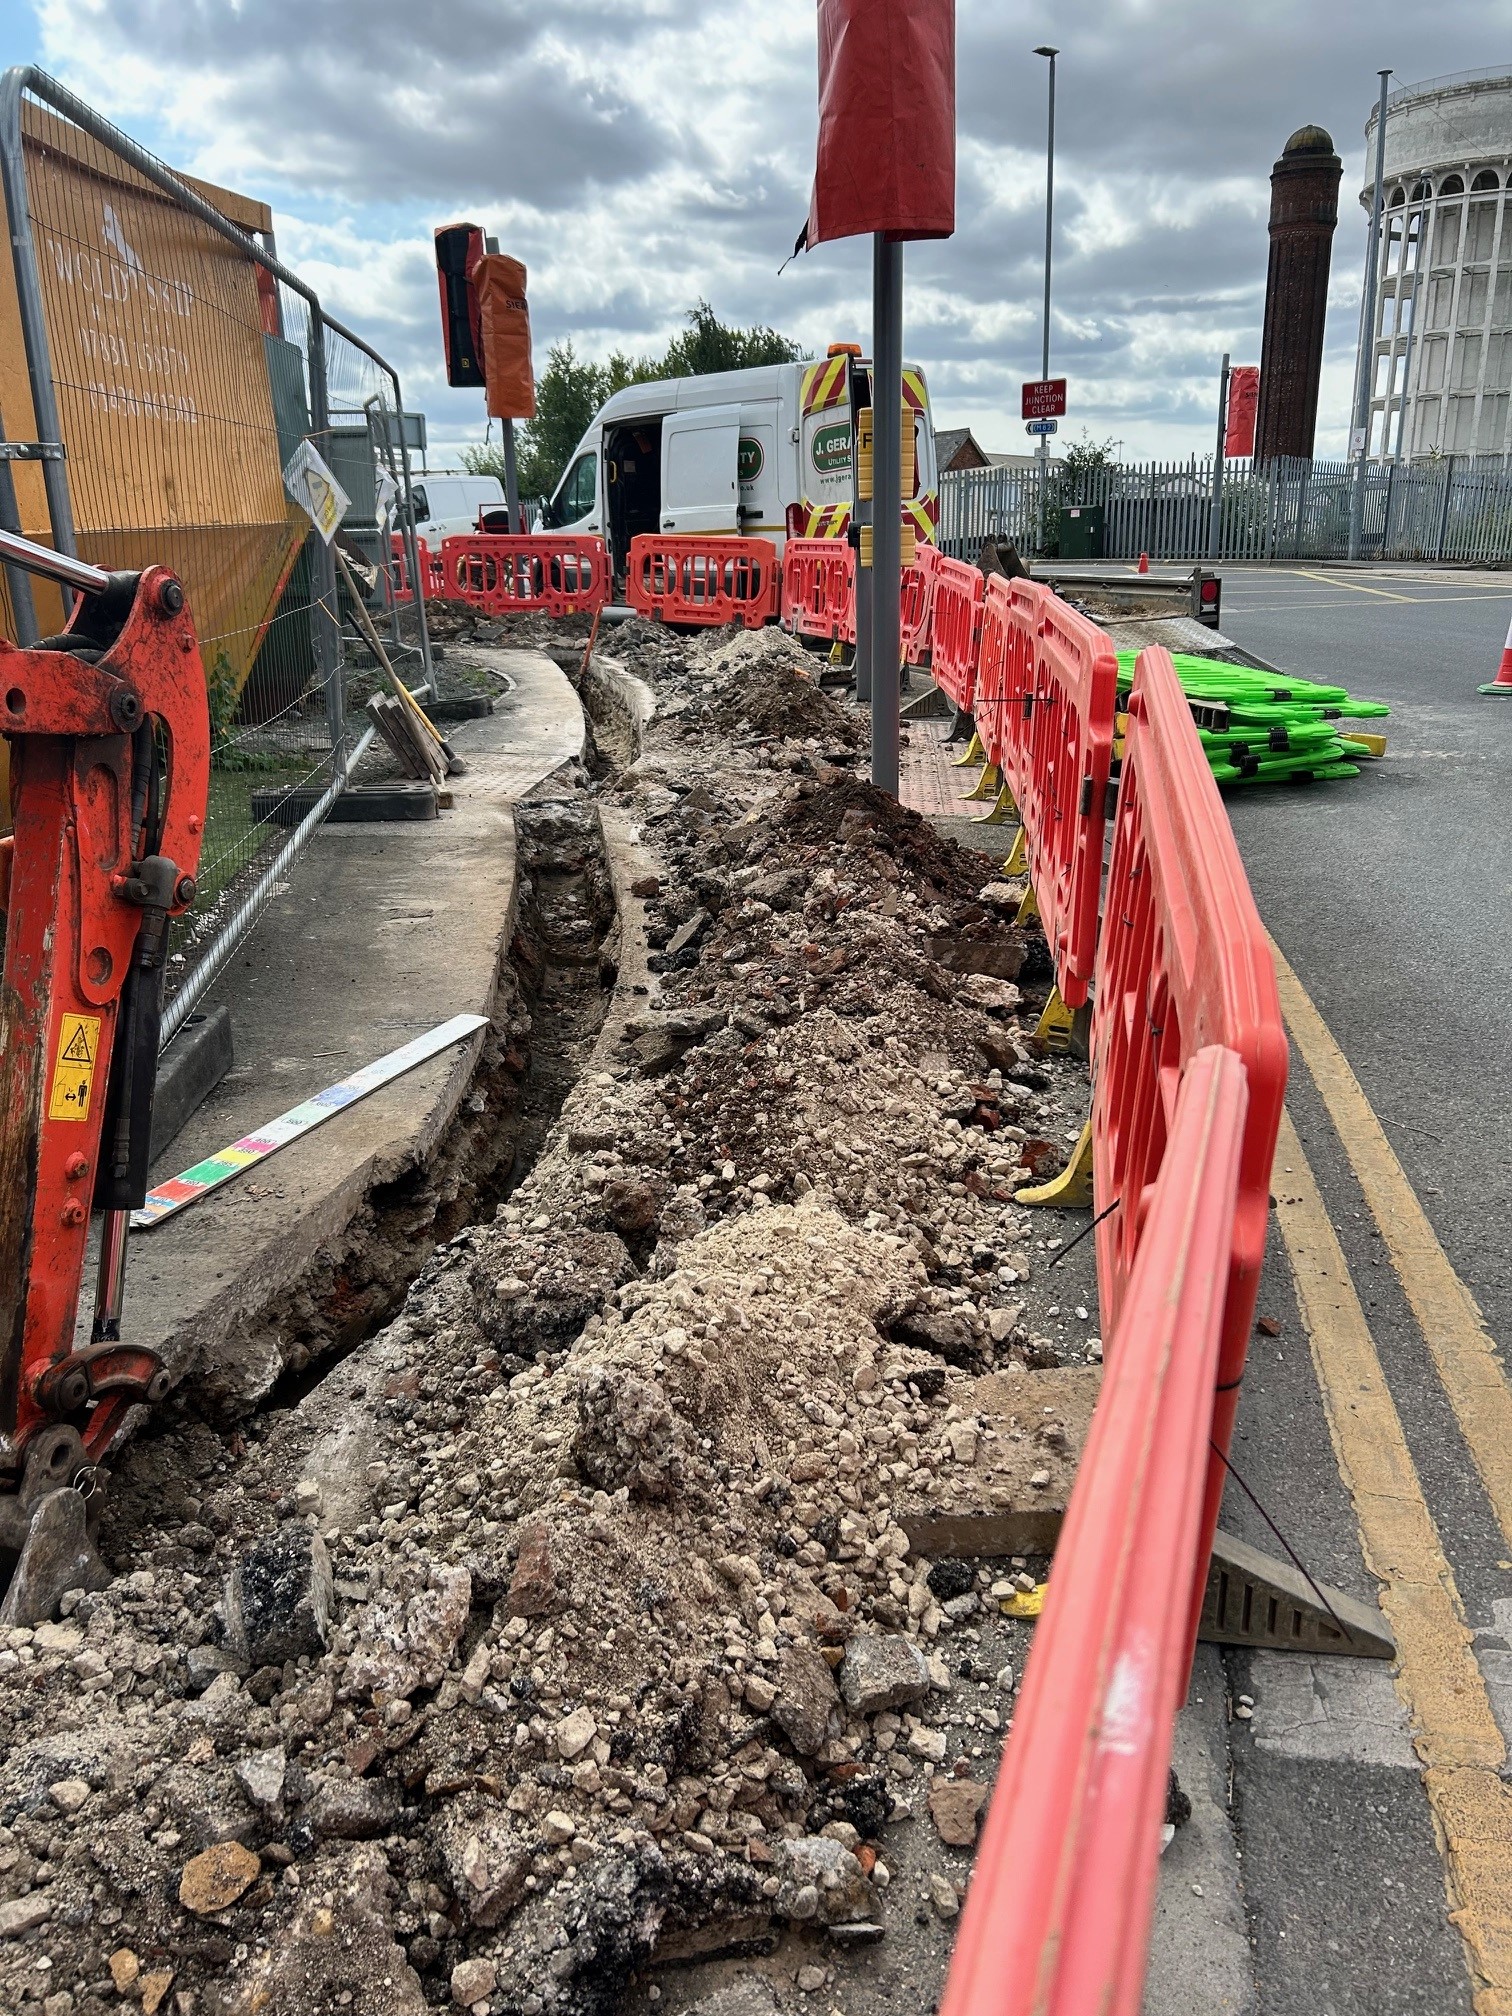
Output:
top-left (536, 347), bottom-right (938, 590)
top-left (401, 473), bottom-right (506, 545)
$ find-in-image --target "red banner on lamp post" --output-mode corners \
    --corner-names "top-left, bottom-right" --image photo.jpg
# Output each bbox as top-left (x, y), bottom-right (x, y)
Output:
top-left (1022, 377), bottom-right (1067, 421)
top-left (806, 0), bottom-right (956, 247)
top-left (1224, 366), bottom-right (1259, 457)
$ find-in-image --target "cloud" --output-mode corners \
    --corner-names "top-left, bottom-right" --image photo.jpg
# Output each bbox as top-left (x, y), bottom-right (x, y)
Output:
top-left (27, 0), bottom-right (1512, 458)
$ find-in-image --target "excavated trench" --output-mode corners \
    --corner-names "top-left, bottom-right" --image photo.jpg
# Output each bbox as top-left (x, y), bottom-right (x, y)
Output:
top-left (94, 781), bottom-right (621, 1551)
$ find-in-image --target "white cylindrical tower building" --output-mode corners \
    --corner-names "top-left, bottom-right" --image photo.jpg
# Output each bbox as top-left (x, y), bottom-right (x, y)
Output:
top-left (1358, 68), bottom-right (1512, 462)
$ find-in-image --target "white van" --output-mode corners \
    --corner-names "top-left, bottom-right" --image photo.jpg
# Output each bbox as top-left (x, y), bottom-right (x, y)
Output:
top-left (537, 348), bottom-right (938, 586)
top-left (401, 473), bottom-right (505, 545)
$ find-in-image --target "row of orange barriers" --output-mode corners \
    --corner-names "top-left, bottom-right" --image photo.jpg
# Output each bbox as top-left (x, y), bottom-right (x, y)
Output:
top-left (387, 525), bottom-right (951, 647)
top-left (939, 640), bottom-right (1288, 2016)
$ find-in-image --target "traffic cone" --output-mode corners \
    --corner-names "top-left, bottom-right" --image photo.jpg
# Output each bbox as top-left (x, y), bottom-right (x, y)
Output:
top-left (1480, 613), bottom-right (1512, 695)
top-left (1136, 551), bottom-right (1150, 574)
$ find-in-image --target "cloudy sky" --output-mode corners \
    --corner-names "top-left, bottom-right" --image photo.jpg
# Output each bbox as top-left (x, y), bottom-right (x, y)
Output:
top-left (15, 1), bottom-right (1512, 463)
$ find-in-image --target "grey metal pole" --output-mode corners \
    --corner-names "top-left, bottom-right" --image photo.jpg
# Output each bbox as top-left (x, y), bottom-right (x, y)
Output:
top-left (850, 355), bottom-right (873, 704)
top-left (872, 233), bottom-right (903, 797)
top-left (1349, 68), bottom-right (1393, 560)
top-left (1208, 354), bottom-right (1230, 560)
top-left (1035, 46), bottom-right (1058, 554)
top-left (307, 316), bottom-right (347, 785)
top-left (502, 418), bottom-right (522, 533)
top-left (0, 414), bottom-right (40, 644)
top-left (0, 69), bottom-right (82, 587)
top-left (386, 380), bottom-right (438, 699)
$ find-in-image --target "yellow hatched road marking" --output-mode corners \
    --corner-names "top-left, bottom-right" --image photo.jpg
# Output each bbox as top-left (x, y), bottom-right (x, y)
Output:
top-left (1290, 566), bottom-right (1413, 600)
top-left (1269, 935), bottom-right (1512, 1559)
top-left (1273, 1106), bottom-right (1512, 2012)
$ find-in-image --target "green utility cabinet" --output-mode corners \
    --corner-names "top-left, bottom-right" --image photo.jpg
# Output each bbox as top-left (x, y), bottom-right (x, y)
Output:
top-left (1058, 504), bottom-right (1106, 559)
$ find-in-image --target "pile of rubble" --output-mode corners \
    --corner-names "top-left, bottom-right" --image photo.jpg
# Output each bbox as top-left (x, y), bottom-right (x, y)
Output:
top-left (0, 619), bottom-right (1099, 2016)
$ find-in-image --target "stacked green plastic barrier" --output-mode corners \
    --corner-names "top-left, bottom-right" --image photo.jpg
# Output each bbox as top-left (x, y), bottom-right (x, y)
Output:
top-left (1114, 651), bottom-right (1390, 787)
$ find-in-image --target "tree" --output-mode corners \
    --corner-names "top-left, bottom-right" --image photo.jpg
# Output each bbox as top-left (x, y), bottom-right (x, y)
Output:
top-left (1046, 431), bottom-right (1124, 519)
top-left (661, 300), bottom-right (804, 378)
top-left (463, 303), bottom-right (807, 502)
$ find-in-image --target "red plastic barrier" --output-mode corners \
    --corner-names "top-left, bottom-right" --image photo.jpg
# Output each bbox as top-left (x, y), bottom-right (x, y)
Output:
top-left (974, 575), bottom-right (1043, 783)
top-left (1011, 593), bottom-right (1117, 1009)
top-left (1094, 644), bottom-right (1289, 1651)
top-left (389, 534), bottom-right (443, 605)
top-left (900, 542), bottom-right (939, 668)
top-left (928, 553), bottom-right (983, 711)
top-left (440, 534), bottom-right (608, 616)
top-left (781, 538), bottom-right (856, 645)
top-left (627, 536), bottom-right (779, 628)
top-left (940, 1046), bottom-right (1249, 2016)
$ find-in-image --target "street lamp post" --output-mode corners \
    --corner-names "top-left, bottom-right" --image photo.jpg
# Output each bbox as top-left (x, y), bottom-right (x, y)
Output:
top-left (1035, 45), bottom-right (1057, 555)
top-left (1348, 67), bottom-right (1393, 560)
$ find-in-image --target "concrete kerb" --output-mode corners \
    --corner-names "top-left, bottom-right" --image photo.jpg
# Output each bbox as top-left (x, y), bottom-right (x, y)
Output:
top-left (92, 648), bottom-right (586, 1425)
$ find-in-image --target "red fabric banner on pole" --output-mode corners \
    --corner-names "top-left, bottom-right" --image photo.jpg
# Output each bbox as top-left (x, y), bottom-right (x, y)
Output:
top-left (807, 0), bottom-right (956, 247)
top-left (1224, 365), bottom-right (1259, 457)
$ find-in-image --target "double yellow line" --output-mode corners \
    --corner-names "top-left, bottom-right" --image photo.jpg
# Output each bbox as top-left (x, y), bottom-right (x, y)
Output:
top-left (1269, 936), bottom-right (1512, 2010)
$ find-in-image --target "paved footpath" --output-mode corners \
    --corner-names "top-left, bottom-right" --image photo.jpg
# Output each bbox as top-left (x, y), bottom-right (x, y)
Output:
top-left (105, 649), bottom-right (584, 1414)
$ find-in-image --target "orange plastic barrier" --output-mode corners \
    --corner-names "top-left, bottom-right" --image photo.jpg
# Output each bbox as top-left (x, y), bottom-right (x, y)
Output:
top-left (627, 536), bottom-right (780, 628)
top-left (1093, 644), bottom-right (1288, 1649)
top-left (928, 553), bottom-right (983, 712)
top-left (974, 574), bottom-right (1043, 788)
top-left (900, 542), bottom-right (939, 668)
top-left (389, 534), bottom-right (443, 605)
top-left (1011, 593), bottom-right (1117, 1010)
top-left (439, 534), bottom-right (609, 617)
top-left (940, 1046), bottom-right (1249, 2016)
top-left (781, 537), bottom-right (856, 645)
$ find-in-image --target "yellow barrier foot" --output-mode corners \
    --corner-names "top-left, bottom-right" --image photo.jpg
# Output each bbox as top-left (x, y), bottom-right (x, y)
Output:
top-left (1000, 827), bottom-right (1028, 877)
top-left (1016, 1117), bottom-right (1094, 1208)
top-left (1014, 883), bottom-right (1040, 926)
top-left (970, 782), bottom-right (1018, 825)
top-left (960, 762), bottom-right (1001, 804)
top-left (951, 730), bottom-right (985, 768)
top-left (1035, 987), bottom-right (1076, 1052)
top-left (1340, 731), bottom-right (1387, 758)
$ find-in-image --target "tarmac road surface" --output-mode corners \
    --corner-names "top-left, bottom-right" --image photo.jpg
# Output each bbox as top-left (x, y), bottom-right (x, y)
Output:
top-left (1160, 564), bottom-right (1512, 2016)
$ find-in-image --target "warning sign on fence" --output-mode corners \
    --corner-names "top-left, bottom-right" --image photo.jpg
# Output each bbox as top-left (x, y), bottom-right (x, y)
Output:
top-left (283, 439), bottom-right (350, 545)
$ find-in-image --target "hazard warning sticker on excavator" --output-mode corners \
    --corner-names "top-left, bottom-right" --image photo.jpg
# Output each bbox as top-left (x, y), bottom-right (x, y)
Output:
top-left (48, 1014), bottom-right (101, 1123)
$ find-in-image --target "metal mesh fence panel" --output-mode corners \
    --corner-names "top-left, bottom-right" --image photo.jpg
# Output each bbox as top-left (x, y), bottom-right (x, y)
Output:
top-left (0, 70), bottom-right (432, 1038)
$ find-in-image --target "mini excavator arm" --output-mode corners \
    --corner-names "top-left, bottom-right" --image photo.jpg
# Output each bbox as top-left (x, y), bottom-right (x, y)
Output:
top-left (0, 531), bottom-right (209, 1622)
